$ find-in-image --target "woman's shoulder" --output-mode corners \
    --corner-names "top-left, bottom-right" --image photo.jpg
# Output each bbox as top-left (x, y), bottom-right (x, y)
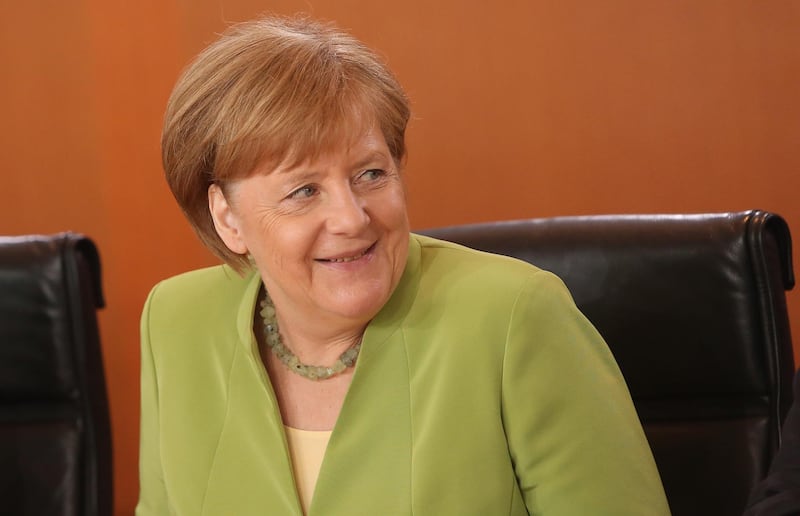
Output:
top-left (409, 233), bottom-right (574, 319)
top-left (412, 233), bottom-right (547, 286)
top-left (149, 264), bottom-right (252, 300)
top-left (143, 265), bottom-right (257, 326)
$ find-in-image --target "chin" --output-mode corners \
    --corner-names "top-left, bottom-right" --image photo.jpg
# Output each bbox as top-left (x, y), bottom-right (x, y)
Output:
top-left (325, 283), bottom-right (394, 321)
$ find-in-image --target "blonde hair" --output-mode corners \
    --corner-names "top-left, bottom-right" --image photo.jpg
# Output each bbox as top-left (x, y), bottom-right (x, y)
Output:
top-left (162, 16), bottom-right (410, 270)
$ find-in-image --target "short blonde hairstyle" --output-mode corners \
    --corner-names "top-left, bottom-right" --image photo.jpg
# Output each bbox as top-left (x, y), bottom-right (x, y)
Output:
top-left (162, 16), bottom-right (410, 270)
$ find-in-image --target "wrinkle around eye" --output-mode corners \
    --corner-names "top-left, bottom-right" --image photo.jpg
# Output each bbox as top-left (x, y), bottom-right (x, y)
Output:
top-left (355, 168), bottom-right (401, 193)
top-left (359, 169), bottom-right (386, 181)
top-left (288, 185), bottom-right (318, 199)
top-left (251, 204), bottom-right (283, 227)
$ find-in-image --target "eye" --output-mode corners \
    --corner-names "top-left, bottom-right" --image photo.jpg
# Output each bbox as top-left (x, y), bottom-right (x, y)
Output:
top-left (288, 184), bottom-right (317, 199)
top-left (357, 169), bottom-right (386, 182)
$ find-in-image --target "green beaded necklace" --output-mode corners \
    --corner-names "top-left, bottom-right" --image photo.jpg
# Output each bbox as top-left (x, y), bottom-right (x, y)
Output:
top-left (259, 289), bottom-right (361, 381)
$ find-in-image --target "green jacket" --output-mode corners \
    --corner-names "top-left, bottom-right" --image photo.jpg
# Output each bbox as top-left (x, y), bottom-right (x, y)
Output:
top-left (137, 234), bottom-right (670, 515)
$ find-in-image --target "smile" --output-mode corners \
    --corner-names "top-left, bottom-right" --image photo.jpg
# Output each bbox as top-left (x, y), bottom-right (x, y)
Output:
top-left (319, 243), bottom-right (375, 263)
top-left (328, 250), bottom-right (366, 263)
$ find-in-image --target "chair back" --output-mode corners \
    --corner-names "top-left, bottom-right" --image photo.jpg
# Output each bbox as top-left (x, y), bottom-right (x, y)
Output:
top-left (0, 233), bottom-right (112, 516)
top-left (422, 209), bottom-right (795, 516)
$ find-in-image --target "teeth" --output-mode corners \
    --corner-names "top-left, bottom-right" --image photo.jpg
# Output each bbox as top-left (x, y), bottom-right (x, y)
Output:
top-left (328, 249), bottom-right (367, 263)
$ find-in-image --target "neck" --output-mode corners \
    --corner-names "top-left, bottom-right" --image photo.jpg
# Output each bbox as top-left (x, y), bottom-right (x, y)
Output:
top-left (259, 287), bottom-right (367, 365)
top-left (278, 322), bottom-right (364, 365)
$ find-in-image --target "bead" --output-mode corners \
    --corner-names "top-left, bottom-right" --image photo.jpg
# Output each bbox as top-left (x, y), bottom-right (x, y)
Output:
top-left (260, 288), bottom-right (361, 381)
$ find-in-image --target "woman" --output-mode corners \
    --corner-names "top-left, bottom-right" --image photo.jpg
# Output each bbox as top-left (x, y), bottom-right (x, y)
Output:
top-left (137, 15), bottom-right (670, 515)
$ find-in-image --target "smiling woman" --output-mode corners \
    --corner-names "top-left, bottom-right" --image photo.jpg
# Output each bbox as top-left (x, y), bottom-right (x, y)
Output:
top-left (208, 124), bottom-right (409, 333)
top-left (137, 15), bottom-right (671, 516)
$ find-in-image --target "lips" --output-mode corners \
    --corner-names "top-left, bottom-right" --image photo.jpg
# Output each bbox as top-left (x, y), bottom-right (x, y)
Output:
top-left (327, 249), bottom-right (368, 263)
top-left (318, 242), bottom-right (375, 263)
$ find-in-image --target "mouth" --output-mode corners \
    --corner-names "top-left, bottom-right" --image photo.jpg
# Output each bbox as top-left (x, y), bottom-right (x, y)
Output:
top-left (318, 242), bottom-right (376, 263)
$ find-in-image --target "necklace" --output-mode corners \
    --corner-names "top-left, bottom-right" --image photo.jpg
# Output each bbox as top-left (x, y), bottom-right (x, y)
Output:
top-left (259, 289), bottom-right (361, 381)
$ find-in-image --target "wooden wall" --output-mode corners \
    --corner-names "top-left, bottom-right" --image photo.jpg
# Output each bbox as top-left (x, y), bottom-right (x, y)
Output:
top-left (2, 1), bottom-right (798, 513)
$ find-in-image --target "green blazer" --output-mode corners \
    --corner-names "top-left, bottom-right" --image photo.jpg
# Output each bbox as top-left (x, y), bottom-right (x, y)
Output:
top-left (137, 234), bottom-right (670, 515)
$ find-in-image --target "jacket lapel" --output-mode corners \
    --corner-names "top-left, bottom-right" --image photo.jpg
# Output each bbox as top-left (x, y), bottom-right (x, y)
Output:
top-left (310, 236), bottom-right (421, 515)
top-left (201, 236), bottom-right (421, 515)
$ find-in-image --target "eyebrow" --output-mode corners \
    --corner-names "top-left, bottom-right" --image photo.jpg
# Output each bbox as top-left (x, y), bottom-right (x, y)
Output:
top-left (275, 149), bottom-right (391, 180)
top-left (349, 150), bottom-right (392, 171)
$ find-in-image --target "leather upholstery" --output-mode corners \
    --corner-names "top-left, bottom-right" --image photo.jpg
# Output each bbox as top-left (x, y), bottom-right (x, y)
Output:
top-left (422, 210), bottom-right (795, 516)
top-left (0, 233), bottom-right (112, 516)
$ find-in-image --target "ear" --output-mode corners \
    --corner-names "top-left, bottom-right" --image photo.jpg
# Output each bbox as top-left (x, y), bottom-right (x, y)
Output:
top-left (208, 183), bottom-right (248, 255)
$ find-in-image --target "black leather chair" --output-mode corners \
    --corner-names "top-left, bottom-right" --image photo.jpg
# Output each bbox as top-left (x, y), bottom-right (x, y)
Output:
top-left (0, 233), bottom-right (112, 516)
top-left (422, 209), bottom-right (795, 516)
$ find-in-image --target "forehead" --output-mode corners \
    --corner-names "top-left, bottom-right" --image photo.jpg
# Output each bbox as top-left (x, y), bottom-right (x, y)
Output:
top-left (254, 117), bottom-right (391, 176)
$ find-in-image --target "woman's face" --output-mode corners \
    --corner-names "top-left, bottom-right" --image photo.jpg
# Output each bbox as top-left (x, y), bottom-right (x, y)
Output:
top-left (210, 124), bottom-right (409, 332)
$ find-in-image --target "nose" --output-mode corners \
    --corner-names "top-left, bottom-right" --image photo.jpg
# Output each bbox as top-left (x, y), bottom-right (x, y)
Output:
top-left (325, 185), bottom-right (370, 235)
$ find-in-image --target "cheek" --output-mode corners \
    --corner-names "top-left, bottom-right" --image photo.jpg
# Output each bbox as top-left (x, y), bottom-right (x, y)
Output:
top-left (386, 191), bottom-right (410, 230)
top-left (260, 219), bottom-right (320, 270)
top-left (375, 182), bottom-right (409, 223)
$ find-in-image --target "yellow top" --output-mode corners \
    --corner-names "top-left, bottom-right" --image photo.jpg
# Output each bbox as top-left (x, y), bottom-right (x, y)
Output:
top-left (284, 426), bottom-right (332, 515)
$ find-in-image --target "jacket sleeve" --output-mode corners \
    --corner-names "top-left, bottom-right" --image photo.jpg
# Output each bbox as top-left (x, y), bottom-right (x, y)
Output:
top-left (501, 271), bottom-right (671, 515)
top-left (135, 284), bottom-right (170, 515)
top-left (744, 369), bottom-right (800, 515)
